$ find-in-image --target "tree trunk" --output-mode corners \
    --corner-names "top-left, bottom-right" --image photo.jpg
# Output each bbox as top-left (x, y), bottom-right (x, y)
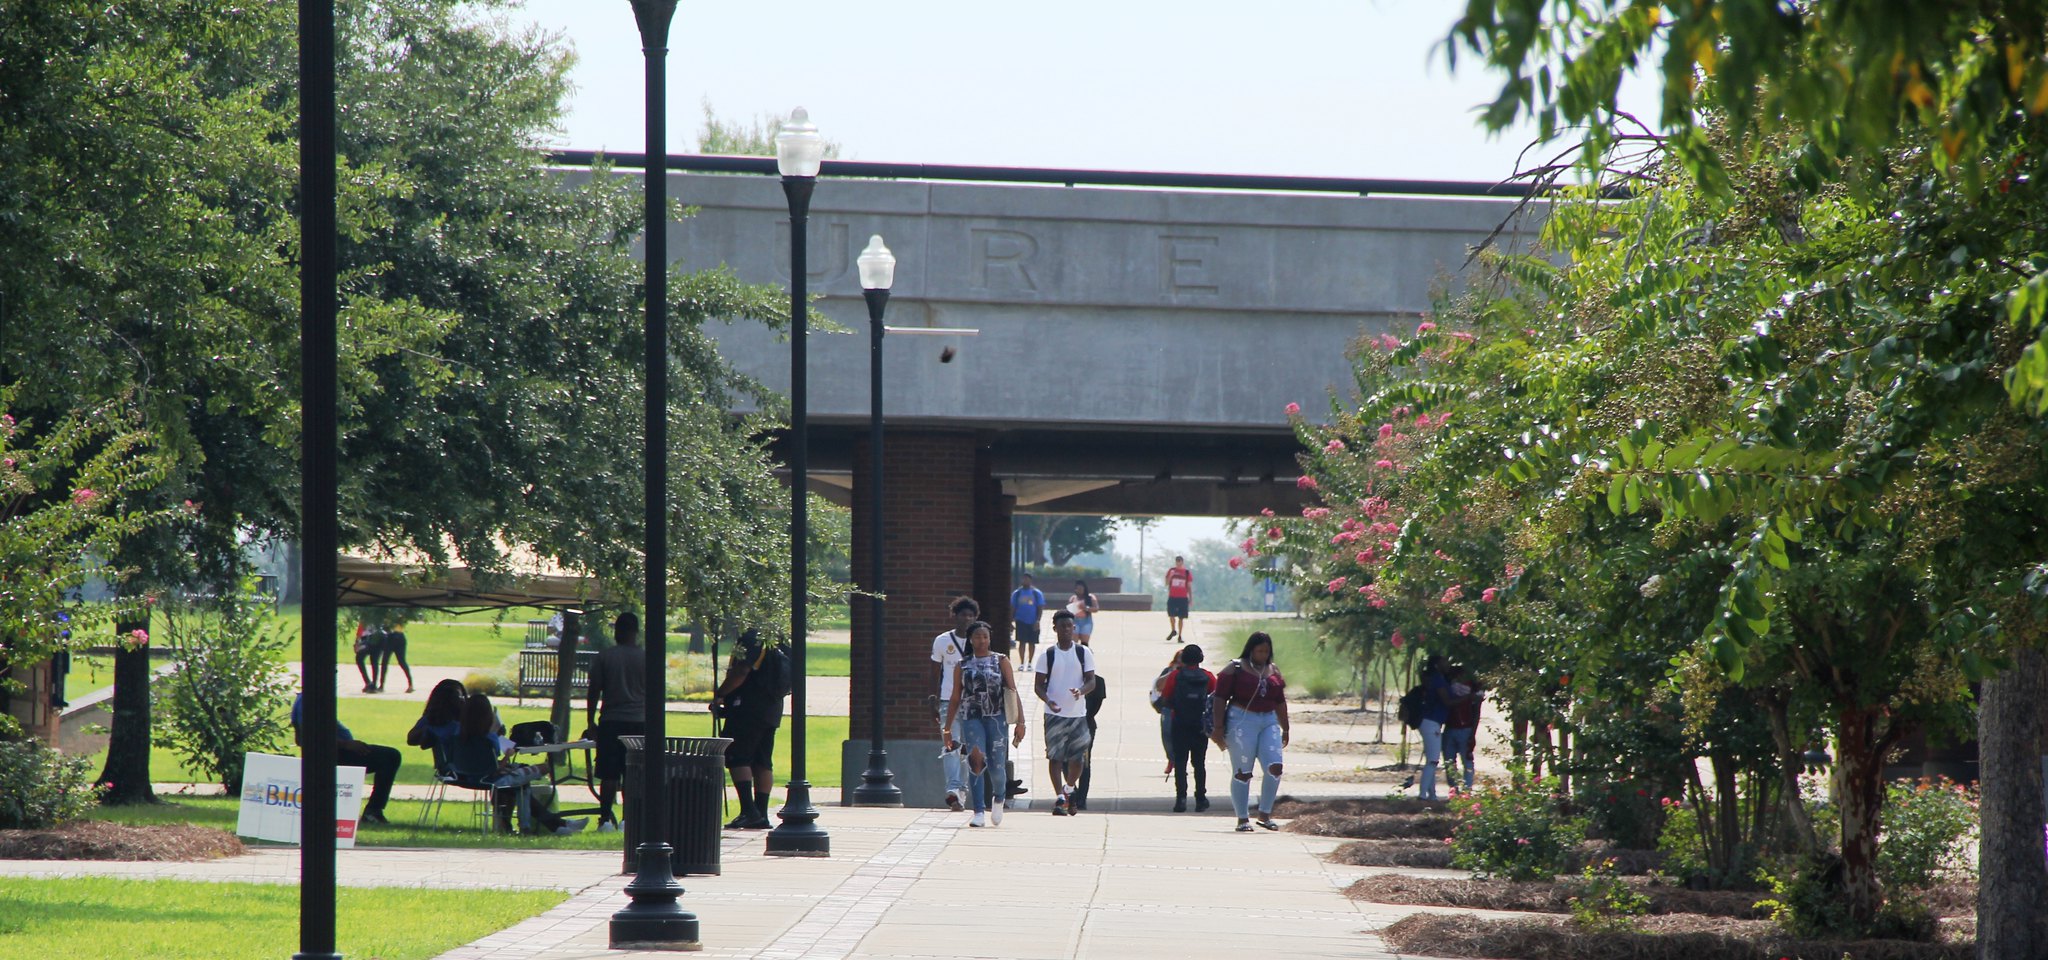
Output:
top-left (1832, 706), bottom-right (1888, 929)
top-left (96, 617), bottom-right (155, 805)
top-left (1978, 647), bottom-right (2048, 959)
top-left (1764, 695), bottom-right (1821, 856)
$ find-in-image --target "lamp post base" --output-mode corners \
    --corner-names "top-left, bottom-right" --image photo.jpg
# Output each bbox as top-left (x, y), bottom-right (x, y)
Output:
top-left (849, 750), bottom-right (903, 807)
top-left (764, 781), bottom-right (832, 856)
top-left (610, 843), bottom-right (701, 951)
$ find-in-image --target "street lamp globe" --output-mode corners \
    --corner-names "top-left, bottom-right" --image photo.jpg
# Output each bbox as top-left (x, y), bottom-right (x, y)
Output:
top-left (857, 235), bottom-right (895, 291)
top-left (775, 107), bottom-right (826, 178)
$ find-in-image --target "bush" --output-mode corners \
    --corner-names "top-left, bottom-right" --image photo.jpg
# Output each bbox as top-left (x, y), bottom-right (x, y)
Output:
top-left (0, 739), bottom-right (103, 828)
top-left (1878, 777), bottom-right (1977, 891)
top-left (1755, 852), bottom-right (1937, 942)
top-left (1567, 859), bottom-right (1651, 932)
top-left (153, 587), bottom-right (295, 794)
top-left (1450, 772), bottom-right (1586, 881)
top-left (1654, 797), bottom-right (1710, 884)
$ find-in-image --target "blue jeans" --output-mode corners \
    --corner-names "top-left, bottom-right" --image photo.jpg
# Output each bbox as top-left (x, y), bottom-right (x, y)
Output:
top-left (938, 701), bottom-right (965, 796)
top-left (958, 714), bottom-right (1010, 814)
top-left (1419, 719), bottom-right (1445, 799)
top-left (1225, 706), bottom-right (1284, 820)
top-left (1442, 725), bottom-right (1475, 791)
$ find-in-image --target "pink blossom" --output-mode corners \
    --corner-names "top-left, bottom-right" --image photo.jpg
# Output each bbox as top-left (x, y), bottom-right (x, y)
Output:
top-left (1378, 334), bottom-right (1401, 351)
top-left (1302, 507), bottom-right (1331, 520)
top-left (182, 499), bottom-right (200, 515)
top-left (126, 628), bottom-right (149, 648)
top-left (71, 488), bottom-right (98, 506)
top-left (1323, 438), bottom-right (1346, 454)
top-left (1374, 459), bottom-right (1394, 469)
top-left (1459, 621), bottom-right (1475, 636)
top-left (1378, 540), bottom-right (1395, 552)
top-left (1435, 412), bottom-right (1453, 427)
top-left (1240, 537), bottom-right (1258, 553)
top-left (1390, 631), bottom-right (1405, 649)
top-left (1267, 526), bottom-right (1284, 541)
top-left (1516, 838), bottom-right (1530, 846)
top-left (1449, 331), bottom-right (1476, 343)
top-left (1340, 517), bottom-right (1364, 532)
top-left (1228, 556), bottom-right (1244, 570)
top-left (1260, 507), bottom-right (1275, 518)
top-left (1296, 475), bottom-right (1318, 490)
top-left (1480, 587), bottom-right (1499, 603)
top-left (1393, 406), bottom-right (1411, 417)
top-left (2, 458), bottom-right (13, 469)
top-left (1358, 584), bottom-right (1373, 594)
top-left (1370, 598), bottom-right (1387, 609)
top-left (1440, 585), bottom-right (1464, 603)
top-left (1326, 577), bottom-right (1348, 593)
top-left (1377, 423), bottom-right (1395, 441)
top-left (1361, 497), bottom-right (1389, 517)
top-left (1417, 321), bottom-right (1438, 334)
top-left (1284, 402), bottom-right (1301, 416)
top-left (1395, 433), bottom-right (1409, 442)
top-left (1415, 414), bottom-right (1431, 428)
top-left (1524, 328), bottom-right (1538, 337)
top-left (1504, 563), bottom-right (1525, 579)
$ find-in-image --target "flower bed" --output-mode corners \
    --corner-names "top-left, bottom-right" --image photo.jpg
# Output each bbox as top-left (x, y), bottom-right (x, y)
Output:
top-left (1380, 913), bottom-right (1972, 960)
top-left (1347, 874), bottom-right (1770, 919)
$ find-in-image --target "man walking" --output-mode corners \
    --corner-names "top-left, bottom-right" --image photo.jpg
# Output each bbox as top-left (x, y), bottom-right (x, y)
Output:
top-left (1164, 556), bottom-right (1193, 642)
top-left (1009, 574), bottom-right (1046, 666)
top-left (583, 612), bottom-right (645, 832)
top-left (1034, 610), bottom-right (1097, 816)
top-left (931, 596), bottom-right (979, 812)
top-left (712, 629), bottom-right (787, 829)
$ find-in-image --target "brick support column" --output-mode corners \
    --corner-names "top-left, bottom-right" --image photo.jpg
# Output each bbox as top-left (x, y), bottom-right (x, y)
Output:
top-left (849, 430), bottom-right (977, 743)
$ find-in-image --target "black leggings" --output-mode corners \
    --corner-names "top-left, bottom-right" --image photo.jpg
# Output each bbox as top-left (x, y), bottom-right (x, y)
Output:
top-left (354, 639), bottom-right (380, 689)
top-left (1170, 726), bottom-right (1208, 799)
top-left (376, 632), bottom-right (411, 690)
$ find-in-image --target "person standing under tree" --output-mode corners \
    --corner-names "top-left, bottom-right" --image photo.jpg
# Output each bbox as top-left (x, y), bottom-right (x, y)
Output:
top-left (1034, 609), bottom-right (1097, 816)
top-left (583, 612), bottom-right (644, 832)
top-left (712, 629), bottom-right (787, 830)
top-left (1164, 556), bottom-right (1193, 642)
top-left (1417, 654), bottom-right (1454, 801)
top-left (1009, 574), bottom-right (1046, 666)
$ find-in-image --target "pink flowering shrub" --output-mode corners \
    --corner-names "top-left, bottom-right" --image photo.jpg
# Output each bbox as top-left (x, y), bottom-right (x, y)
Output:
top-left (1449, 772), bottom-right (1585, 881)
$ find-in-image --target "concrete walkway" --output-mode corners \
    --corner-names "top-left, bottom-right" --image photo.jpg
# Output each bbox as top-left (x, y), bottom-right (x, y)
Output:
top-left (4, 611), bottom-right (1471, 959)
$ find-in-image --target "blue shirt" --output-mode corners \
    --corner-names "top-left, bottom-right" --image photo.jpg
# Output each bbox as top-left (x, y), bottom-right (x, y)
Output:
top-left (1010, 587), bottom-right (1046, 625)
top-left (292, 693), bottom-right (356, 743)
top-left (1422, 672), bottom-right (1453, 726)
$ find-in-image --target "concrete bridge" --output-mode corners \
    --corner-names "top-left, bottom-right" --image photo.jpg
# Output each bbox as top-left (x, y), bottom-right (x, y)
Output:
top-left (618, 167), bottom-right (1538, 797)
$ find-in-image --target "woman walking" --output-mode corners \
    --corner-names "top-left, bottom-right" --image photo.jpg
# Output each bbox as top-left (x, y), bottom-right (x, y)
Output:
top-left (1210, 631), bottom-right (1289, 832)
top-left (943, 621), bottom-right (1024, 827)
top-left (1067, 581), bottom-right (1100, 644)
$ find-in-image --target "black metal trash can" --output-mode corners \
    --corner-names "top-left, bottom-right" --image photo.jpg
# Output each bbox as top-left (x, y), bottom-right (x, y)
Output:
top-left (619, 735), bottom-right (731, 876)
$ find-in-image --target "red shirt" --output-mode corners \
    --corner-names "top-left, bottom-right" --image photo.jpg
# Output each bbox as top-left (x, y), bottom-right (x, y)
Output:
top-left (1157, 667), bottom-right (1215, 700)
top-left (1215, 662), bottom-right (1286, 713)
top-left (1166, 567), bottom-right (1192, 598)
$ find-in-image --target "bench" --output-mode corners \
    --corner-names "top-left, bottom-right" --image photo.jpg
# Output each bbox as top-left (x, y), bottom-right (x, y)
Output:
top-left (515, 649), bottom-right (598, 703)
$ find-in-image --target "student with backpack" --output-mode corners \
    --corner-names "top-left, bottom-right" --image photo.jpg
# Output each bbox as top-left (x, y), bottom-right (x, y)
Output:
top-left (1034, 610), bottom-right (1098, 816)
top-left (1155, 644), bottom-right (1214, 812)
top-left (1210, 631), bottom-right (1289, 832)
top-left (712, 629), bottom-right (790, 829)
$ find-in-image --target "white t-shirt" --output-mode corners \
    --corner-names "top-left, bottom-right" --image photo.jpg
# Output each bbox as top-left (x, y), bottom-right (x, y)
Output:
top-left (1033, 642), bottom-right (1096, 717)
top-left (931, 629), bottom-right (971, 701)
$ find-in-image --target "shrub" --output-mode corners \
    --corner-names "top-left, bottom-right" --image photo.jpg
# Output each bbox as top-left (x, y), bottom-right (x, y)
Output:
top-left (1756, 852), bottom-right (1937, 941)
top-left (1878, 777), bottom-right (1977, 891)
top-left (153, 587), bottom-right (295, 794)
top-left (1450, 771), bottom-right (1586, 881)
top-left (1567, 858), bottom-right (1651, 932)
top-left (1654, 797), bottom-right (1710, 884)
top-left (0, 739), bottom-right (103, 828)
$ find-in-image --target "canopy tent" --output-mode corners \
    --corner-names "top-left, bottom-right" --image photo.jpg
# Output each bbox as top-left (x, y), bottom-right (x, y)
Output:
top-left (334, 554), bottom-right (618, 613)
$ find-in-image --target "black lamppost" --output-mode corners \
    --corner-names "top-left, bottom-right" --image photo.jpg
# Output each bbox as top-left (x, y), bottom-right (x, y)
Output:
top-left (295, 0), bottom-right (340, 957)
top-left (849, 235), bottom-right (902, 807)
top-left (610, 0), bottom-right (698, 949)
top-left (765, 107), bottom-right (831, 857)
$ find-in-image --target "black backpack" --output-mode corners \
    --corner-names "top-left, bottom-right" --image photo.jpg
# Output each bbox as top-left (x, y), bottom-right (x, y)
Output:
top-left (1397, 684), bottom-right (1429, 730)
top-left (762, 644), bottom-right (793, 699)
top-left (1169, 667), bottom-right (1211, 731)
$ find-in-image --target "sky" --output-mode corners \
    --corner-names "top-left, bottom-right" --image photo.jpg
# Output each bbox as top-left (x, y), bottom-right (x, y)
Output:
top-left (502, 0), bottom-right (1657, 550)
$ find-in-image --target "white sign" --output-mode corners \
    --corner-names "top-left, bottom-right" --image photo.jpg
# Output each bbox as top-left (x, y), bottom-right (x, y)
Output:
top-left (236, 752), bottom-right (366, 848)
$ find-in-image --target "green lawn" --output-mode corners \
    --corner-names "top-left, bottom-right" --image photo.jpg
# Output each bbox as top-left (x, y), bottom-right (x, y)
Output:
top-left (1244, 618), bottom-right (1407, 701)
top-left (101, 697), bottom-right (852, 791)
top-left (0, 876), bottom-right (563, 959)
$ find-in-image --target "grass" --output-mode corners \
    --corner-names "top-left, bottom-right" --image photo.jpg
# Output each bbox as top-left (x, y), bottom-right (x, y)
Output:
top-left (0, 876), bottom-right (563, 959)
top-left (1245, 618), bottom-right (1416, 701)
top-left (93, 697), bottom-right (853, 791)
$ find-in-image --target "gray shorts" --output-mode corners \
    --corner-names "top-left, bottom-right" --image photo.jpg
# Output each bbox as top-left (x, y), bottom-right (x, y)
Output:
top-left (1043, 715), bottom-right (1093, 763)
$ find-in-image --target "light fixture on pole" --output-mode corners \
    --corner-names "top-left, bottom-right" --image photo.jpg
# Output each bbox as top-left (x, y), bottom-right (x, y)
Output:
top-left (850, 235), bottom-right (903, 807)
top-left (765, 106), bottom-right (831, 857)
top-left (610, 0), bottom-right (699, 949)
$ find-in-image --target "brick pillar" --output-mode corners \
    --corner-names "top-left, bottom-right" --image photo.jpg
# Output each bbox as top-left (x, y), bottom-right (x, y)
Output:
top-left (849, 430), bottom-right (977, 743)
top-left (972, 444), bottom-right (1015, 651)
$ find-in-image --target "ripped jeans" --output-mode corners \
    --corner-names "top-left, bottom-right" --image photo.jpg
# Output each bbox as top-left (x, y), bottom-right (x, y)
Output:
top-left (1224, 705), bottom-right (1284, 820)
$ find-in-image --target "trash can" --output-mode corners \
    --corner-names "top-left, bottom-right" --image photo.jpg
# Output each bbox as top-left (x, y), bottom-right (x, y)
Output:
top-left (619, 735), bottom-right (731, 876)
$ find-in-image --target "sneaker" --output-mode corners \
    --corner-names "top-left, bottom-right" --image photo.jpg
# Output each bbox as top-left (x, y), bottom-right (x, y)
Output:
top-left (990, 805), bottom-right (1003, 827)
top-left (1256, 817), bottom-right (1280, 831)
top-left (597, 820), bottom-right (620, 833)
top-left (360, 810), bottom-right (389, 826)
top-left (1196, 796), bottom-right (1211, 812)
top-left (1006, 781), bottom-right (1029, 797)
top-left (1052, 796), bottom-right (1068, 816)
top-left (969, 812), bottom-right (986, 827)
top-left (1235, 820), bottom-right (1254, 832)
top-left (1173, 798), bottom-right (1187, 813)
top-left (945, 790), bottom-right (964, 812)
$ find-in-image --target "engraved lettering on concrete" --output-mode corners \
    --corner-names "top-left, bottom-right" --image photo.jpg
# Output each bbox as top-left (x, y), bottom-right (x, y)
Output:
top-left (1160, 234), bottom-right (1220, 297)
top-left (972, 229), bottom-right (1038, 292)
top-left (775, 221), bottom-right (852, 284)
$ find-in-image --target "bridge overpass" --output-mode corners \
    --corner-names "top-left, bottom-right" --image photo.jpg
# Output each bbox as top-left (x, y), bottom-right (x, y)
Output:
top-left (598, 164), bottom-right (1539, 791)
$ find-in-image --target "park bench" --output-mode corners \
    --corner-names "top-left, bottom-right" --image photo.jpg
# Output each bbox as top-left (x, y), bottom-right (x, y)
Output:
top-left (515, 649), bottom-right (597, 703)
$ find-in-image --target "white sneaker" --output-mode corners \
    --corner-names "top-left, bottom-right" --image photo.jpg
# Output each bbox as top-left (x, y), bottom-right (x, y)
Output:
top-left (945, 791), bottom-right (964, 812)
top-left (969, 811), bottom-right (986, 827)
top-left (597, 820), bottom-right (620, 833)
top-left (990, 805), bottom-right (1003, 827)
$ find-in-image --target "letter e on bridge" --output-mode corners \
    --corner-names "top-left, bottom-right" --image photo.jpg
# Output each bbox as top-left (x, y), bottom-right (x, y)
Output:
top-left (1160, 235), bottom-right (1220, 298)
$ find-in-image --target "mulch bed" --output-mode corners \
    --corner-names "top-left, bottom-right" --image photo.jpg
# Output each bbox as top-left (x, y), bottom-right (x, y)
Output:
top-left (1274, 796), bottom-right (1441, 818)
top-left (0, 821), bottom-right (244, 861)
top-left (1347, 874), bottom-right (1771, 919)
top-left (1381, 913), bottom-right (1973, 960)
top-left (1284, 811), bottom-right (1457, 840)
top-left (1326, 839), bottom-right (1456, 868)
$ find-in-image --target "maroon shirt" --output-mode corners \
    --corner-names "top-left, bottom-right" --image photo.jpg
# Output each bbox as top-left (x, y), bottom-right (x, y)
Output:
top-left (1215, 662), bottom-right (1286, 713)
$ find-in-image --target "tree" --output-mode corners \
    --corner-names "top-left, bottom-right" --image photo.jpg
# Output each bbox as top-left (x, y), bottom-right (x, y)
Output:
top-left (1016, 515), bottom-right (1119, 568)
top-left (696, 101), bottom-right (843, 159)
